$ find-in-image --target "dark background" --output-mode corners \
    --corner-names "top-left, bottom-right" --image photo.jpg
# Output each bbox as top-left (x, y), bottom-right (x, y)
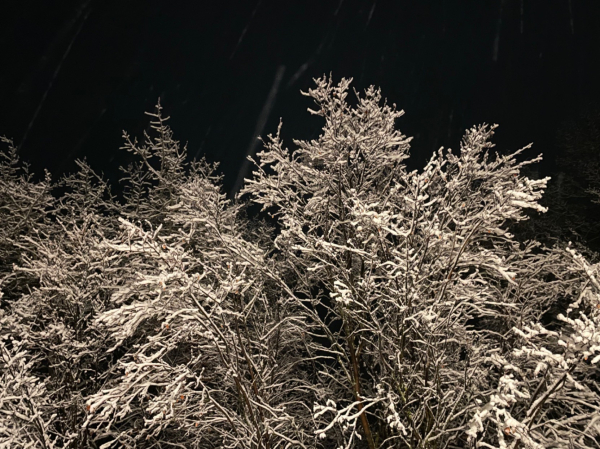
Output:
top-left (1, 0), bottom-right (599, 201)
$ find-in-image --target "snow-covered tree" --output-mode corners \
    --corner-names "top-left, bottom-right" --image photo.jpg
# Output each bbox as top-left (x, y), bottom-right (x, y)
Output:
top-left (0, 155), bottom-right (123, 447)
top-left (118, 101), bottom-right (189, 228)
top-left (80, 105), bottom-right (317, 448)
top-left (241, 76), bottom-right (600, 448)
top-left (0, 136), bottom-right (54, 304)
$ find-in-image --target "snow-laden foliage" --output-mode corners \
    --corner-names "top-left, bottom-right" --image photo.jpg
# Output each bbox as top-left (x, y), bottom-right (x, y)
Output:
top-left (241, 76), bottom-right (600, 448)
top-left (118, 102), bottom-right (190, 227)
top-left (0, 156), bottom-right (123, 447)
top-left (1, 78), bottom-right (599, 449)
top-left (465, 246), bottom-right (600, 449)
top-left (76, 107), bottom-right (318, 448)
top-left (0, 336), bottom-right (57, 448)
top-left (0, 136), bottom-right (54, 303)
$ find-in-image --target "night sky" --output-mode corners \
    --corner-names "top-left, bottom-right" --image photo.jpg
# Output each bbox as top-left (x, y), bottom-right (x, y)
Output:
top-left (1, 0), bottom-right (599, 198)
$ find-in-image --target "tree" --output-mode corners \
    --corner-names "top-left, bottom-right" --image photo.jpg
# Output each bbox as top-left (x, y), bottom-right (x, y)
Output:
top-left (0, 155), bottom-right (123, 448)
top-left (0, 136), bottom-right (54, 304)
top-left (81, 105), bottom-right (317, 448)
top-left (241, 76), bottom-right (600, 448)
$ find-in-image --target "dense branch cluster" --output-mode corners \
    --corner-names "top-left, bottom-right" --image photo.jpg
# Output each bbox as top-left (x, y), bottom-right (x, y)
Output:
top-left (1, 77), bottom-right (599, 448)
